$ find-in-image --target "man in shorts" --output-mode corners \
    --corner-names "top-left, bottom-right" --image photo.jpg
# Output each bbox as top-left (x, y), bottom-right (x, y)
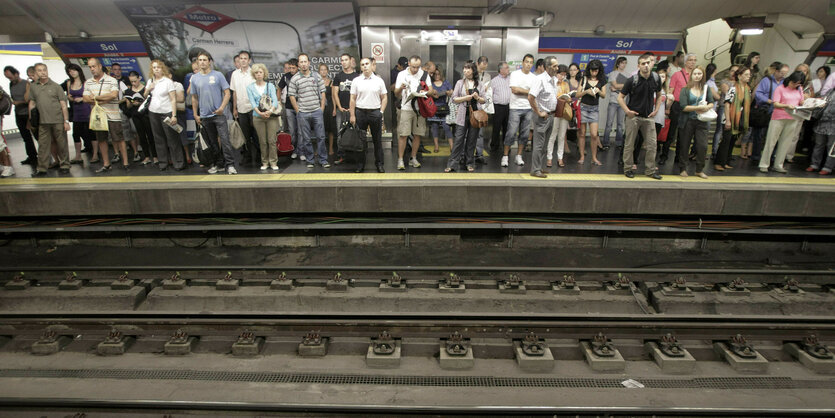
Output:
top-left (393, 55), bottom-right (434, 170)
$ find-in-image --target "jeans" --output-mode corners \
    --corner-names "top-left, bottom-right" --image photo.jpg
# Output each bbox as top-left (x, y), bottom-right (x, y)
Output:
top-left (623, 115), bottom-right (658, 175)
top-left (503, 108), bottom-right (532, 148)
top-left (604, 101), bottom-right (625, 146)
top-left (491, 103), bottom-right (509, 149)
top-left (131, 115), bottom-right (156, 160)
top-left (149, 112), bottom-right (185, 169)
top-left (16, 113), bottom-right (37, 159)
top-left (475, 127), bottom-right (487, 157)
top-left (711, 104), bottom-right (725, 158)
top-left (429, 120), bottom-right (452, 139)
top-left (201, 115), bottom-right (237, 169)
top-left (355, 108), bottom-right (384, 168)
top-left (547, 116), bottom-right (569, 160)
top-left (677, 118), bottom-right (709, 173)
top-left (530, 113), bottom-right (553, 174)
top-left (810, 133), bottom-right (835, 171)
top-left (285, 108), bottom-right (299, 151)
top-left (760, 118), bottom-right (798, 170)
top-left (448, 119), bottom-right (479, 169)
top-left (252, 115), bottom-right (279, 166)
top-left (659, 101), bottom-right (680, 159)
top-left (237, 112), bottom-right (260, 165)
top-left (715, 129), bottom-right (737, 167)
top-left (297, 108), bottom-right (328, 165)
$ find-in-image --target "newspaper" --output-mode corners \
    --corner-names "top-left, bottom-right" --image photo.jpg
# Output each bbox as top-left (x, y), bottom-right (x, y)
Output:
top-left (790, 98), bottom-right (826, 121)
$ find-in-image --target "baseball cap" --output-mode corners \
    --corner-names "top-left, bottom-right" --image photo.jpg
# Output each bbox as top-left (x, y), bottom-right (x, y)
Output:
top-left (397, 57), bottom-right (408, 67)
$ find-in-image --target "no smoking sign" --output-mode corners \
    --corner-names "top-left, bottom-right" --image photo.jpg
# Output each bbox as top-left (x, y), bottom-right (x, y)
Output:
top-left (371, 43), bottom-right (385, 64)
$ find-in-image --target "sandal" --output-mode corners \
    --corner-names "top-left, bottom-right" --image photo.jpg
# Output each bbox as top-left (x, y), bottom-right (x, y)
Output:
top-left (547, 159), bottom-right (552, 168)
top-left (558, 159), bottom-right (565, 167)
top-left (467, 165), bottom-right (475, 172)
top-left (444, 167), bottom-right (454, 173)
top-left (592, 160), bottom-right (603, 166)
top-left (90, 157), bottom-right (100, 163)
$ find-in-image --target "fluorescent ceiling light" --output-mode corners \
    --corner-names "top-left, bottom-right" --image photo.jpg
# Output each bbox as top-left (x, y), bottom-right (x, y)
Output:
top-left (740, 28), bottom-right (764, 35)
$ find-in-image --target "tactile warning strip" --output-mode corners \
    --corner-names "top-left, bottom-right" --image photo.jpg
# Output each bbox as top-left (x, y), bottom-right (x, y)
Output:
top-left (0, 369), bottom-right (832, 389)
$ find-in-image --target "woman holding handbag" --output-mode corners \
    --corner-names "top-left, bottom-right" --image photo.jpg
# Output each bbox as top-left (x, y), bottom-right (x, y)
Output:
top-left (247, 63), bottom-right (281, 171)
top-left (676, 66), bottom-right (714, 178)
top-left (445, 62), bottom-right (486, 172)
top-left (428, 68), bottom-right (453, 152)
top-left (759, 71), bottom-right (806, 174)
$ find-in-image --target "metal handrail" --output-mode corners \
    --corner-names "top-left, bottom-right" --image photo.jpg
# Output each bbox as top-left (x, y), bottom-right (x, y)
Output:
top-left (704, 41), bottom-right (734, 63)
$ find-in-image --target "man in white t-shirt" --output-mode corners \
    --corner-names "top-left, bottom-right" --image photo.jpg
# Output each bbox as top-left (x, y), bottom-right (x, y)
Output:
top-left (393, 55), bottom-right (434, 171)
top-left (230, 50), bottom-right (260, 166)
top-left (502, 54), bottom-right (536, 167)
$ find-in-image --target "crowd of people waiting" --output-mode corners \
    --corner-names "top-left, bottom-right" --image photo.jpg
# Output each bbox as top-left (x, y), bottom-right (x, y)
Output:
top-left (1, 48), bottom-right (834, 178)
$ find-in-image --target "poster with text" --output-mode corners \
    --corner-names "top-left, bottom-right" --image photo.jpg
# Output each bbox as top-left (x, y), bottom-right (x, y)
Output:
top-left (117, 2), bottom-right (358, 85)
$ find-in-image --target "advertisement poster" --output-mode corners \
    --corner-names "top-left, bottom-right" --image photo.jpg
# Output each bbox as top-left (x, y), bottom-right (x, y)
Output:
top-left (575, 53), bottom-right (618, 73)
top-left (116, 2), bottom-right (359, 84)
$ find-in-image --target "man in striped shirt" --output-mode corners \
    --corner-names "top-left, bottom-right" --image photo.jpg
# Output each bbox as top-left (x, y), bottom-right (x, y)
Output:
top-left (289, 53), bottom-right (329, 168)
top-left (490, 62), bottom-right (511, 151)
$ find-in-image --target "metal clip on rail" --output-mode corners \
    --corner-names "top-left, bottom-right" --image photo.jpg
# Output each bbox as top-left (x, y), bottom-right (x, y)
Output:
top-left (445, 331), bottom-right (470, 356)
top-left (327, 272), bottom-right (349, 291)
top-left (439, 273), bottom-right (465, 293)
top-left (803, 335), bottom-right (833, 360)
top-left (521, 332), bottom-right (547, 357)
top-left (271, 271), bottom-right (293, 290)
top-left (659, 333), bottom-right (686, 358)
top-left (590, 333), bottom-right (617, 358)
top-left (499, 273), bottom-right (526, 294)
top-left (729, 334), bottom-right (758, 359)
top-left (299, 330), bottom-right (328, 357)
top-left (380, 271), bottom-right (407, 292)
top-left (372, 331), bottom-right (396, 355)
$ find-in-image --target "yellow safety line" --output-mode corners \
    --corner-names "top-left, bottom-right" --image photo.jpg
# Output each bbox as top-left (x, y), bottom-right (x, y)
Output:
top-left (2, 172), bottom-right (834, 186)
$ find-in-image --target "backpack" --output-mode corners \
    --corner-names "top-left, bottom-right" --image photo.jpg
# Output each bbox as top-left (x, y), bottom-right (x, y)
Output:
top-left (410, 71), bottom-right (436, 118)
top-left (0, 87), bottom-right (11, 116)
top-left (276, 131), bottom-right (294, 156)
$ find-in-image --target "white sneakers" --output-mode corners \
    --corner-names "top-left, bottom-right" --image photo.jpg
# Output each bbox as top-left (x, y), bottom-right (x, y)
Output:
top-left (501, 156), bottom-right (509, 167)
top-left (515, 155), bottom-right (525, 166)
top-left (409, 157), bottom-right (421, 168)
top-left (397, 159), bottom-right (405, 170)
top-left (227, 166), bottom-right (237, 175)
top-left (300, 155), bottom-right (307, 162)
top-left (208, 166), bottom-right (219, 174)
top-left (270, 164), bottom-right (279, 171)
top-left (1, 165), bottom-right (15, 177)
top-left (291, 153), bottom-right (298, 159)
top-left (260, 164), bottom-right (268, 170)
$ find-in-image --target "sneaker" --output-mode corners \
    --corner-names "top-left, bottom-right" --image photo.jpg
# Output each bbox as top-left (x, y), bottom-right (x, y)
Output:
top-left (270, 164), bottom-right (279, 171)
top-left (515, 155), bottom-right (524, 166)
top-left (112, 154), bottom-right (121, 163)
top-left (208, 166), bottom-right (219, 174)
top-left (759, 167), bottom-right (768, 173)
top-left (133, 153), bottom-right (142, 162)
top-left (820, 169), bottom-right (831, 175)
top-left (260, 164), bottom-right (268, 170)
top-left (530, 171), bottom-right (547, 178)
top-left (397, 159), bottom-right (406, 170)
top-left (323, 163), bottom-right (331, 168)
top-left (227, 166), bottom-right (237, 174)
top-left (772, 167), bottom-right (787, 174)
top-left (306, 163), bottom-right (314, 168)
top-left (333, 157), bottom-right (345, 165)
top-left (409, 157), bottom-right (421, 168)
top-left (291, 153), bottom-right (298, 159)
top-left (1, 165), bottom-right (14, 177)
top-left (501, 156), bottom-right (509, 167)
top-left (300, 155), bottom-right (307, 161)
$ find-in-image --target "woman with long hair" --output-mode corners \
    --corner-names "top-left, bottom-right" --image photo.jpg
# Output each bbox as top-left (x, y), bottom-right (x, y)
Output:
top-left (715, 66), bottom-right (751, 171)
top-left (703, 63), bottom-right (722, 160)
top-left (122, 71), bottom-right (157, 165)
top-left (64, 63), bottom-right (94, 164)
top-left (318, 63), bottom-right (337, 156)
top-left (575, 59), bottom-right (607, 165)
top-left (676, 66), bottom-right (714, 178)
top-left (445, 61), bottom-right (486, 172)
top-left (759, 70), bottom-right (806, 173)
top-left (744, 51), bottom-right (761, 87)
top-left (565, 63), bottom-right (581, 152)
top-left (427, 67), bottom-right (453, 152)
top-left (144, 59), bottom-right (185, 170)
top-left (546, 64), bottom-right (571, 168)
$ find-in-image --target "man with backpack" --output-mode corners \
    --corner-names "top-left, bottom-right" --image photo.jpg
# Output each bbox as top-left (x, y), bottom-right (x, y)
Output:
top-left (619, 53), bottom-right (664, 180)
top-left (393, 55), bottom-right (435, 171)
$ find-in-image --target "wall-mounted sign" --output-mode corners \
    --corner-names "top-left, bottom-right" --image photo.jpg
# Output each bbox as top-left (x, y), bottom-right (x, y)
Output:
top-left (371, 42), bottom-right (385, 64)
top-left (54, 41), bottom-right (148, 58)
top-left (173, 5), bottom-right (236, 34)
top-left (817, 39), bottom-right (835, 57)
top-left (539, 37), bottom-right (679, 56)
top-left (0, 43), bottom-right (42, 56)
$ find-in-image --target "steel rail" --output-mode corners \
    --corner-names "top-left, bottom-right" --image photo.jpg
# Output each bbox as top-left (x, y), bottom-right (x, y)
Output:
top-left (2, 313), bottom-right (834, 340)
top-left (5, 221), bottom-right (835, 236)
top-left (0, 398), bottom-right (832, 416)
top-left (2, 265), bottom-right (833, 275)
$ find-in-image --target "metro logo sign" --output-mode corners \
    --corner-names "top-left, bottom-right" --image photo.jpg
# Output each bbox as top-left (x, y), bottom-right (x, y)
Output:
top-left (173, 6), bottom-right (235, 34)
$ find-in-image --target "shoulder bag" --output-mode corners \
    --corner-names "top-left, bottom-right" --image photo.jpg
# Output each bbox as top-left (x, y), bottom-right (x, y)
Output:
top-left (750, 79), bottom-right (773, 128)
top-left (696, 84), bottom-right (717, 122)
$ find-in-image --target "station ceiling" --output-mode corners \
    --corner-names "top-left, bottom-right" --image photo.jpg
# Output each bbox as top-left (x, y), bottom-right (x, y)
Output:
top-left (0, 0), bottom-right (833, 42)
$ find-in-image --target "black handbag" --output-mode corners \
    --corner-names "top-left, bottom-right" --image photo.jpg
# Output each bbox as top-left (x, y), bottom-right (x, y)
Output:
top-left (29, 108), bottom-right (40, 128)
top-left (337, 122), bottom-right (364, 152)
top-left (750, 79), bottom-right (773, 128)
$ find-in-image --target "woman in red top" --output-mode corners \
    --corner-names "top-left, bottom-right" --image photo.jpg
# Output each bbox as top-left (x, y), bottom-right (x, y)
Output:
top-left (759, 71), bottom-right (806, 174)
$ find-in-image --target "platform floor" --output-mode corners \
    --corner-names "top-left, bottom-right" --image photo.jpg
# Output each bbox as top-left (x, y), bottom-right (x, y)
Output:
top-left (1, 131), bottom-right (832, 183)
